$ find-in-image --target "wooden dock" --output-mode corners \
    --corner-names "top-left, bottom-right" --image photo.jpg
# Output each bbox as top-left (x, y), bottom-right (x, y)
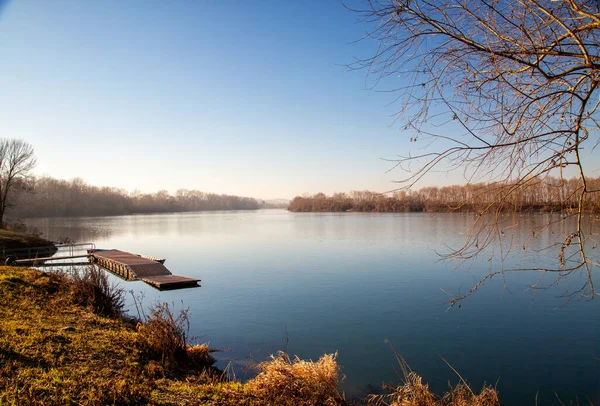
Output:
top-left (89, 249), bottom-right (199, 290)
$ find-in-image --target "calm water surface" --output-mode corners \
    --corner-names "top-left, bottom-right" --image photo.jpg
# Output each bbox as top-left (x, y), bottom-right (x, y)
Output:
top-left (24, 210), bottom-right (600, 404)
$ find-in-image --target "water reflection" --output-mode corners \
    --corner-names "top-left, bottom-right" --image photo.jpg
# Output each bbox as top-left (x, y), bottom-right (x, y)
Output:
top-left (25, 216), bottom-right (114, 242)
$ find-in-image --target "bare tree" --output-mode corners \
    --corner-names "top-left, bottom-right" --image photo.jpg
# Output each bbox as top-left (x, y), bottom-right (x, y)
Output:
top-left (351, 0), bottom-right (600, 303)
top-left (0, 139), bottom-right (36, 228)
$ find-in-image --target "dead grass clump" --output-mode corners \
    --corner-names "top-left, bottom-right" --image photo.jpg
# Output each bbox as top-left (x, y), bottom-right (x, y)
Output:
top-left (371, 372), bottom-right (437, 406)
top-left (369, 357), bottom-right (500, 406)
top-left (246, 351), bottom-right (344, 406)
top-left (187, 343), bottom-right (215, 368)
top-left (441, 383), bottom-right (500, 406)
top-left (370, 377), bottom-right (500, 406)
top-left (69, 266), bottom-right (125, 318)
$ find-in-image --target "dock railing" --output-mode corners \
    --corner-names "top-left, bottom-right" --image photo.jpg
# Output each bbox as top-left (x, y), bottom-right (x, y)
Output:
top-left (2, 242), bottom-right (96, 260)
top-left (5, 242), bottom-right (96, 266)
top-left (55, 242), bottom-right (96, 257)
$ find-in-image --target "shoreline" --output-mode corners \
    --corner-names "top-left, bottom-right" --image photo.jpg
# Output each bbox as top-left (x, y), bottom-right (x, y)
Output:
top-left (0, 229), bottom-right (57, 261)
top-left (0, 265), bottom-right (503, 405)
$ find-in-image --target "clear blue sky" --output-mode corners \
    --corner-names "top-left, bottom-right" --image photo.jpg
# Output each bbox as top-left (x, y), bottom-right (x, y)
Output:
top-left (0, 1), bottom-right (485, 199)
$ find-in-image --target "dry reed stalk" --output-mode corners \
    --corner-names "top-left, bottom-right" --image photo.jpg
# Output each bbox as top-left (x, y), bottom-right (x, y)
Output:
top-left (369, 354), bottom-right (501, 406)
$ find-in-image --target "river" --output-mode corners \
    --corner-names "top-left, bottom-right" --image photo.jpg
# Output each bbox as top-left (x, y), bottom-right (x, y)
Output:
top-left (23, 210), bottom-right (600, 404)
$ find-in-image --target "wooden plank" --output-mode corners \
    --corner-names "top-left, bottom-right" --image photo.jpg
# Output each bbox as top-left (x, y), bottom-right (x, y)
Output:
top-left (91, 249), bottom-right (199, 290)
top-left (92, 250), bottom-right (161, 266)
top-left (140, 275), bottom-right (200, 290)
top-left (91, 250), bottom-right (172, 277)
top-left (128, 263), bottom-right (172, 277)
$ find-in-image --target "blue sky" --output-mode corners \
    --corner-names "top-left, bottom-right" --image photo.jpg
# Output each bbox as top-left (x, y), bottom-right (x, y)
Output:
top-left (0, 1), bottom-right (512, 199)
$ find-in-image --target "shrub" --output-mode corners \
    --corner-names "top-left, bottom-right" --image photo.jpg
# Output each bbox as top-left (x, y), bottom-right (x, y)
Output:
top-left (69, 266), bottom-right (125, 318)
top-left (137, 302), bottom-right (188, 371)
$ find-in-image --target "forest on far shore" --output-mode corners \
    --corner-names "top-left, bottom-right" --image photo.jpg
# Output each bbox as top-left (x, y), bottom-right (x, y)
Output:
top-left (7, 177), bottom-right (261, 218)
top-left (288, 177), bottom-right (600, 213)
top-left (8, 175), bottom-right (600, 218)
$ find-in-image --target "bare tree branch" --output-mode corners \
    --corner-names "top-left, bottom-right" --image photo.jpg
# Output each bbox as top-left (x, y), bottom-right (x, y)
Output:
top-left (351, 0), bottom-right (600, 304)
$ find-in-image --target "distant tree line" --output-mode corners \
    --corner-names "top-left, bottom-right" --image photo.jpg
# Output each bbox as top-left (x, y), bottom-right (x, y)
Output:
top-left (289, 177), bottom-right (600, 213)
top-left (7, 177), bottom-right (261, 218)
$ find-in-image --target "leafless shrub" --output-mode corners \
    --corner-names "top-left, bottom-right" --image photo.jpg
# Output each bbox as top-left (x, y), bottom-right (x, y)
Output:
top-left (136, 302), bottom-right (207, 372)
top-left (69, 266), bottom-right (124, 318)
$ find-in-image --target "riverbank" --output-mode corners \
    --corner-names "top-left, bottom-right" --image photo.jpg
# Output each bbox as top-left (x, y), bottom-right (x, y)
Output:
top-left (0, 229), bottom-right (58, 263)
top-left (0, 266), bottom-right (503, 405)
top-left (0, 229), bottom-right (55, 251)
top-left (0, 265), bottom-right (344, 405)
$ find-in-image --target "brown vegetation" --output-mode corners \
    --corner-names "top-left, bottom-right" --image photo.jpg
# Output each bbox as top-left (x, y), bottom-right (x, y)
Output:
top-left (369, 372), bottom-right (500, 406)
top-left (69, 266), bottom-right (125, 318)
top-left (246, 351), bottom-right (343, 406)
top-left (7, 176), bottom-right (261, 218)
top-left (136, 302), bottom-right (210, 374)
top-left (369, 356), bottom-right (500, 406)
top-left (289, 177), bottom-right (600, 213)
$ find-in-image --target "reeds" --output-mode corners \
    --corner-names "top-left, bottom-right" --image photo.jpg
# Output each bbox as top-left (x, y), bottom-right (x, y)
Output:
top-left (369, 355), bottom-right (501, 406)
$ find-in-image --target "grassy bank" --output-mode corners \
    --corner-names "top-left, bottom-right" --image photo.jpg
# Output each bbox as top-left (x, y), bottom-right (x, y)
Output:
top-left (0, 266), bottom-right (345, 406)
top-left (0, 266), bottom-right (501, 406)
top-left (0, 229), bottom-right (56, 252)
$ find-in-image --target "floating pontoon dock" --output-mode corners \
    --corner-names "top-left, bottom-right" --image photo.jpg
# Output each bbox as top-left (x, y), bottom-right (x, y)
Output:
top-left (89, 249), bottom-right (200, 290)
top-left (6, 243), bottom-right (199, 290)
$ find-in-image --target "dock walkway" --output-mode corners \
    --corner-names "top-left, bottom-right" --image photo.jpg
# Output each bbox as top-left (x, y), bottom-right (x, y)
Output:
top-left (89, 249), bottom-right (199, 290)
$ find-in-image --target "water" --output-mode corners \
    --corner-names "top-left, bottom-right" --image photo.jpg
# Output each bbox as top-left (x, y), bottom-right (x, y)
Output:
top-left (24, 210), bottom-right (600, 404)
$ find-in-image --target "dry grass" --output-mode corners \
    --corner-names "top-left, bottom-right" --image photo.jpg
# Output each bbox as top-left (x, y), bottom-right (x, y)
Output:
top-left (246, 350), bottom-right (345, 406)
top-left (368, 356), bottom-right (500, 406)
top-left (0, 266), bottom-right (219, 405)
top-left (369, 372), bottom-right (500, 406)
top-left (150, 350), bottom-right (346, 405)
top-left (0, 267), bottom-right (151, 405)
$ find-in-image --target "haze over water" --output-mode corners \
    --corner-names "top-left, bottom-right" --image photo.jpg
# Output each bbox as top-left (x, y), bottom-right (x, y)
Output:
top-left (24, 210), bottom-right (600, 405)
